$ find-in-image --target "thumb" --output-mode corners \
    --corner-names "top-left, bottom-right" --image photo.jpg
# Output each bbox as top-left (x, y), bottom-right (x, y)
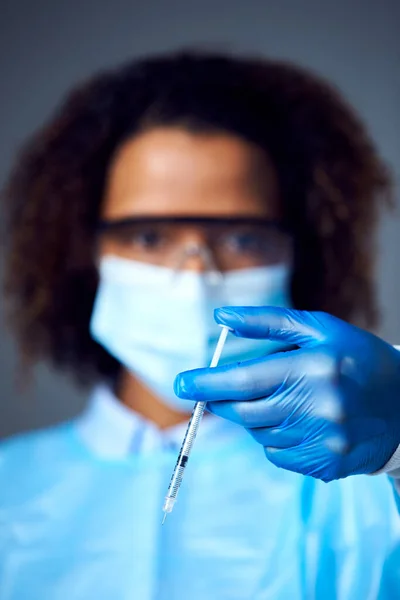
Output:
top-left (214, 306), bottom-right (331, 347)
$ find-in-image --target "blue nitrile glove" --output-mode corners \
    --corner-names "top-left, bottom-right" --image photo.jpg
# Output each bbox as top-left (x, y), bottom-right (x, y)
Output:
top-left (174, 307), bottom-right (400, 482)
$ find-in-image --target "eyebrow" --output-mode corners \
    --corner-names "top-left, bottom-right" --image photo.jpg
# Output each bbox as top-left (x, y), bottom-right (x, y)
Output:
top-left (96, 216), bottom-right (290, 232)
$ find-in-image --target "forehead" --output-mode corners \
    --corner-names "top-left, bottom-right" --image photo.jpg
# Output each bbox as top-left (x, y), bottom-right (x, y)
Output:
top-left (101, 128), bottom-right (280, 220)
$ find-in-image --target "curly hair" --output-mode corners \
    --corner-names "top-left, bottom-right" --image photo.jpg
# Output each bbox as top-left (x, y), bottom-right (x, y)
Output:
top-left (1, 50), bottom-right (392, 385)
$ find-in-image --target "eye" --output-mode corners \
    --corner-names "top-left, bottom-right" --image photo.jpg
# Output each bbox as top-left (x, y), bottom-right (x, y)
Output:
top-left (113, 226), bottom-right (168, 252)
top-left (223, 231), bottom-right (265, 254)
top-left (133, 228), bottom-right (165, 250)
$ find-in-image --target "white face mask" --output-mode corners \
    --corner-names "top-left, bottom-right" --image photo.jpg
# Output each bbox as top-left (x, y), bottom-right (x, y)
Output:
top-left (90, 256), bottom-right (292, 412)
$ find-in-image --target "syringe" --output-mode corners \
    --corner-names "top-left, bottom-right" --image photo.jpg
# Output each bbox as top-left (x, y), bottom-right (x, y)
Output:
top-left (162, 324), bottom-right (231, 524)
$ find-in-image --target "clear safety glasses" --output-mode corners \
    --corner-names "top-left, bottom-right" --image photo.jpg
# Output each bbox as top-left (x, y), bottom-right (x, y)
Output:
top-left (97, 216), bottom-right (292, 273)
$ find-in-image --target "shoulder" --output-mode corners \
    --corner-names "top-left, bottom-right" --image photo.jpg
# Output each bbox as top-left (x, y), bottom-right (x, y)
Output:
top-left (0, 422), bottom-right (74, 466)
top-left (0, 422), bottom-right (82, 506)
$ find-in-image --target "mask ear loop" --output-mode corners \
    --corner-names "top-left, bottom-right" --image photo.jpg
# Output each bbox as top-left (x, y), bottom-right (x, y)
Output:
top-left (172, 242), bottom-right (223, 284)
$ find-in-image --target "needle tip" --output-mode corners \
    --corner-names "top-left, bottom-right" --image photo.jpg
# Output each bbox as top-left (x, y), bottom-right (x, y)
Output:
top-left (162, 512), bottom-right (167, 525)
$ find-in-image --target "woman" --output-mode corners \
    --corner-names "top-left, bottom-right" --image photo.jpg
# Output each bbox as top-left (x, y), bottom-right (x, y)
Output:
top-left (1, 50), bottom-right (399, 599)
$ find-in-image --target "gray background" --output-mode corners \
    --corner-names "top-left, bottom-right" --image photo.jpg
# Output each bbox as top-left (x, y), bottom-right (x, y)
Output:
top-left (0, 0), bottom-right (399, 438)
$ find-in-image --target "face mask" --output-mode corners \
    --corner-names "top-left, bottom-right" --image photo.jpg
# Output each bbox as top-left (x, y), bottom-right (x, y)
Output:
top-left (90, 256), bottom-right (292, 412)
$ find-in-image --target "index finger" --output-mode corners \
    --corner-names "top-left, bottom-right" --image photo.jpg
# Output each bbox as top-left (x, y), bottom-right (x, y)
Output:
top-left (174, 350), bottom-right (298, 402)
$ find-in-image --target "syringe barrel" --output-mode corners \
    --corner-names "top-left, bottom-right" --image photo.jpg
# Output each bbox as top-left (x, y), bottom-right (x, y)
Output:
top-left (181, 401), bottom-right (207, 456)
top-left (161, 326), bottom-right (231, 518)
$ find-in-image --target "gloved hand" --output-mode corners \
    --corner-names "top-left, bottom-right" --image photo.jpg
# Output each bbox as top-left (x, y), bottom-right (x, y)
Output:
top-left (174, 307), bottom-right (400, 482)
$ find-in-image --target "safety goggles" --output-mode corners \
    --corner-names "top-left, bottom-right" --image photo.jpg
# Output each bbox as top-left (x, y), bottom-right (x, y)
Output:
top-left (97, 216), bottom-right (292, 272)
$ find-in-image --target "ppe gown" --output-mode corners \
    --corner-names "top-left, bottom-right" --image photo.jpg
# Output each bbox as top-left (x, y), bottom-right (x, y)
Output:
top-left (0, 386), bottom-right (399, 600)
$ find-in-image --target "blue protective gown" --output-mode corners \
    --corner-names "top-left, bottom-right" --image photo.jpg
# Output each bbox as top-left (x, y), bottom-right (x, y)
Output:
top-left (0, 386), bottom-right (399, 600)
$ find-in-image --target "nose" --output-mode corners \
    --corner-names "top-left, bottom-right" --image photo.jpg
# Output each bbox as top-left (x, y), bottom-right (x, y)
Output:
top-left (175, 242), bottom-right (218, 273)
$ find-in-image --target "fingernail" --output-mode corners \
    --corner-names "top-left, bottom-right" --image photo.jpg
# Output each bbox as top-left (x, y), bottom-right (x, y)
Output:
top-left (173, 374), bottom-right (192, 399)
top-left (214, 307), bottom-right (243, 327)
